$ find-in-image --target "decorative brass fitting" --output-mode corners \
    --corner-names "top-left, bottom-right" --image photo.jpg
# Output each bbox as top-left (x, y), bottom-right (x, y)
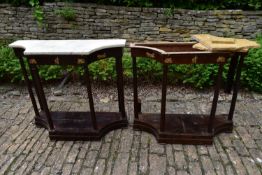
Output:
top-left (146, 52), bottom-right (155, 58)
top-left (97, 53), bottom-right (107, 59)
top-left (77, 58), bottom-right (85, 64)
top-left (192, 56), bottom-right (198, 64)
top-left (29, 58), bottom-right (37, 64)
top-left (164, 58), bottom-right (173, 64)
top-left (54, 57), bottom-right (60, 64)
top-left (217, 56), bottom-right (226, 63)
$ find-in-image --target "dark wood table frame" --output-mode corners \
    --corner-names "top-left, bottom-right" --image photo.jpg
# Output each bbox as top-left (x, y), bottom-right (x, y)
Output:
top-left (130, 42), bottom-right (246, 145)
top-left (13, 47), bottom-right (128, 140)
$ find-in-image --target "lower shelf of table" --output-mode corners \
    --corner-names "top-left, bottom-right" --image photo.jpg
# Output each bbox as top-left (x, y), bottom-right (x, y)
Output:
top-left (35, 111), bottom-right (128, 140)
top-left (133, 113), bottom-right (233, 145)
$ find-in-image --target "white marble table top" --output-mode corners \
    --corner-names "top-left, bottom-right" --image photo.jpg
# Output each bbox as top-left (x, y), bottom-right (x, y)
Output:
top-left (9, 39), bottom-right (126, 55)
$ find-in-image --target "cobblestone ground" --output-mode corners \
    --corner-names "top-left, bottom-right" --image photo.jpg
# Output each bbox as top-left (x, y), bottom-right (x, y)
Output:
top-left (0, 83), bottom-right (261, 175)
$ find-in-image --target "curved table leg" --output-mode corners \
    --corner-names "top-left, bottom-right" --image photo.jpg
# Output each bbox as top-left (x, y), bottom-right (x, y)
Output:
top-left (208, 63), bottom-right (224, 133)
top-left (225, 55), bottom-right (238, 93)
top-left (84, 64), bottom-right (97, 130)
top-left (132, 56), bottom-right (139, 119)
top-left (160, 64), bottom-right (168, 132)
top-left (228, 54), bottom-right (245, 121)
top-left (29, 64), bottom-right (45, 111)
top-left (29, 63), bottom-right (54, 130)
top-left (116, 52), bottom-right (126, 119)
top-left (18, 56), bottom-right (40, 118)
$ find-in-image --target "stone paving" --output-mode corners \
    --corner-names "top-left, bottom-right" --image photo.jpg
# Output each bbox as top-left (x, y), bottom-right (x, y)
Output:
top-left (0, 83), bottom-right (261, 175)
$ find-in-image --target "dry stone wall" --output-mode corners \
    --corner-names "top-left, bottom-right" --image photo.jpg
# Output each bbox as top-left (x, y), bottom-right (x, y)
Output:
top-left (0, 2), bottom-right (262, 41)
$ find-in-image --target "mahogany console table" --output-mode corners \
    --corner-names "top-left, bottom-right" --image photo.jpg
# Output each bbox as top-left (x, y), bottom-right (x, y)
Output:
top-left (10, 40), bottom-right (128, 140)
top-left (130, 42), bottom-right (246, 145)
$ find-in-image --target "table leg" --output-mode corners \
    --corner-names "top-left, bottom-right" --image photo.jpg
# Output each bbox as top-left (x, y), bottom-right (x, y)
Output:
top-left (29, 64), bottom-right (54, 130)
top-left (208, 63), bottom-right (224, 133)
top-left (228, 54), bottom-right (244, 121)
top-left (225, 55), bottom-right (238, 93)
top-left (84, 64), bottom-right (97, 130)
top-left (18, 57), bottom-right (40, 118)
top-left (116, 54), bottom-right (126, 119)
top-left (132, 56), bottom-right (139, 119)
top-left (160, 64), bottom-right (168, 132)
top-left (29, 65), bottom-right (45, 111)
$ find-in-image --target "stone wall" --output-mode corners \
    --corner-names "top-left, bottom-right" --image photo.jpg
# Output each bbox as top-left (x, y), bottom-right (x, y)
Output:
top-left (0, 3), bottom-right (262, 42)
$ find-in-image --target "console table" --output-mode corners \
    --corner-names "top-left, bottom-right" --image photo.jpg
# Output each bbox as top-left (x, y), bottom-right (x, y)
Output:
top-left (130, 42), bottom-right (246, 145)
top-left (10, 40), bottom-right (128, 140)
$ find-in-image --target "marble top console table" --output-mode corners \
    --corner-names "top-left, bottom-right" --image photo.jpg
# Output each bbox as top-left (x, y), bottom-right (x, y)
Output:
top-left (10, 39), bottom-right (128, 140)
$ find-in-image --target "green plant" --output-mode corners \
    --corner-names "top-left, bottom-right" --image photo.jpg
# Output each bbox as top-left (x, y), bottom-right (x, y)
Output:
top-left (178, 64), bottom-right (220, 88)
top-left (38, 65), bottom-right (66, 80)
top-left (164, 5), bottom-right (174, 17)
top-left (241, 36), bottom-right (262, 92)
top-left (89, 58), bottom-right (116, 80)
top-left (123, 0), bottom-right (153, 7)
top-left (0, 45), bottom-right (23, 82)
top-left (29, 0), bottom-right (44, 27)
top-left (1, 37), bottom-right (262, 92)
top-left (55, 7), bottom-right (76, 21)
